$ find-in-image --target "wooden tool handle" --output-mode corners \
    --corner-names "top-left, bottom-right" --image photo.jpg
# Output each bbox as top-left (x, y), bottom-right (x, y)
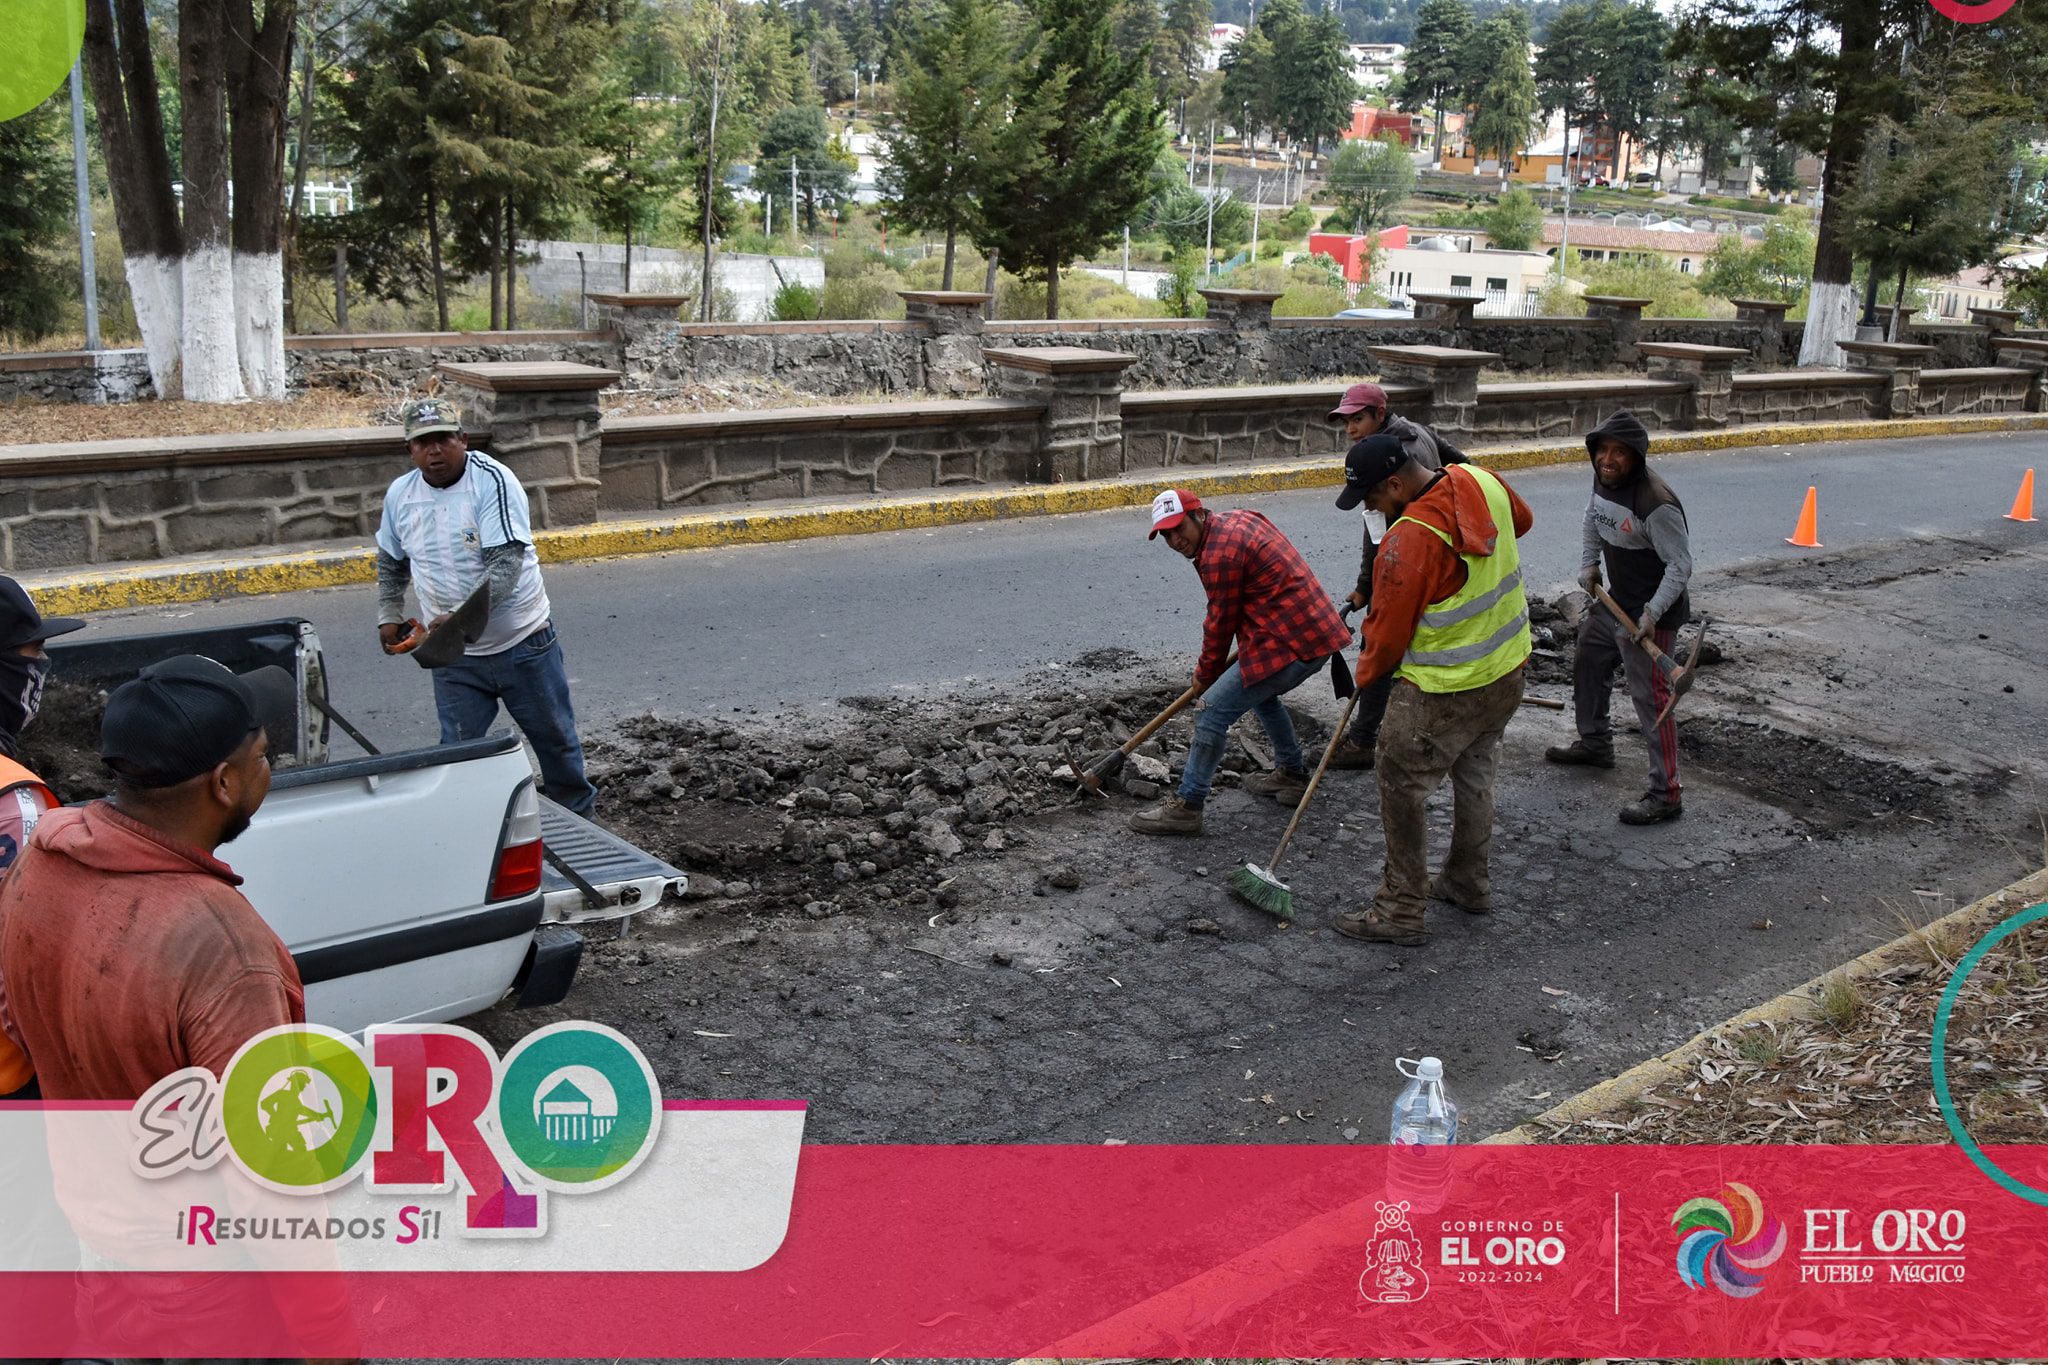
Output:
top-left (1120, 651), bottom-right (1238, 755)
top-left (1592, 585), bottom-right (1674, 666)
top-left (1265, 690), bottom-right (1361, 875)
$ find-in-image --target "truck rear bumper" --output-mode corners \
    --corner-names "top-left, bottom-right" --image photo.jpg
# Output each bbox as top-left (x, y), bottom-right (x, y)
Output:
top-left (511, 923), bottom-right (585, 1009)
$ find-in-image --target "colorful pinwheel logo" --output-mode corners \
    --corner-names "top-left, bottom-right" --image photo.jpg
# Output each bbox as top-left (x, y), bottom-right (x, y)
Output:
top-left (1672, 1182), bottom-right (1788, 1298)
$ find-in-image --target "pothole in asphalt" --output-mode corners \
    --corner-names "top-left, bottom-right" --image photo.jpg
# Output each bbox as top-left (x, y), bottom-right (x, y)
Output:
top-left (1677, 715), bottom-right (1989, 832)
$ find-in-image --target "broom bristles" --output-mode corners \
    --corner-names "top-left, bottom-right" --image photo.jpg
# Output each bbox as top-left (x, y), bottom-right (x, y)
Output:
top-left (1228, 861), bottom-right (1294, 920)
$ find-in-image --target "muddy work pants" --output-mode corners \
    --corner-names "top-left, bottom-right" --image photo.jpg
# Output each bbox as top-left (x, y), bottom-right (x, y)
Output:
top-left (1573, 608), bottom-right (1682, 803)
top-left (1372, 668), bottom-right (1525, 926)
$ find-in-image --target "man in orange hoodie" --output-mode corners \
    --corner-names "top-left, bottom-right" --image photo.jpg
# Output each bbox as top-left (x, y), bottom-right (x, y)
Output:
top-left (1332, 435), bottom-right (1534, 947)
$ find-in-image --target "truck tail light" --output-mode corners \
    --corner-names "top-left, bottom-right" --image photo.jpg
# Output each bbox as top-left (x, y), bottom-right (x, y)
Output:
top-left (490, 781), bottom-right (545, 901)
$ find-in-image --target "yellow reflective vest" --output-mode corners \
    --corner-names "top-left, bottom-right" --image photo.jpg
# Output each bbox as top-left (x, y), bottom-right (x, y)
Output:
top-left (1392, 464), bottom-right (1533, 694)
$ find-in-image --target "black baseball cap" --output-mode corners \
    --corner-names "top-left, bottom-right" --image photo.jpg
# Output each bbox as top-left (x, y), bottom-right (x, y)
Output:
top-left (100, 655), bottom-right (298, 787)
top-left (1334, 434), bottom-right (1410, 511)
top-left (0, 576), bottom-right (85, 652)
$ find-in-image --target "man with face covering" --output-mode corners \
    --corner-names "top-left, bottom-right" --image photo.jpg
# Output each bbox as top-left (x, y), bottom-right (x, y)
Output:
top-left (0, 655), bottom-right (303, 1101)
top-left (1544, 410), bottom-right (1693, 825)
top-left (0, 576), bottom-right (85, 1101)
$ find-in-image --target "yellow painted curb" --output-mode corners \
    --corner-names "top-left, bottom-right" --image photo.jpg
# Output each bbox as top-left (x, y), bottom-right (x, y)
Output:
top-left (1481, 865), bottom-right (2048, 1144)
top-left (22, 411), bottom-right (2048, 617)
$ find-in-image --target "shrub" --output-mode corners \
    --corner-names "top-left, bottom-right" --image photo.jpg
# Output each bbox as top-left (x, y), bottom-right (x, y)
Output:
top-left (1483, 187), bottom-right (1543, 251)
top-left (770, 281), bottom-right (824, 321)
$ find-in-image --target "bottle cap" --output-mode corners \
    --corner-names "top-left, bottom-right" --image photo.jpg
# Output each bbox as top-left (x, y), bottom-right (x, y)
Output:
top-left (1417, 1056), bottom-right (1443, 1079)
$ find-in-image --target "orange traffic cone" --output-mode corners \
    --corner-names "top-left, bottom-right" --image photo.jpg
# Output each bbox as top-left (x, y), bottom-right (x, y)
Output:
top-left (1786, 485), bottom-right (1822, 548)
top-left (2005, 468), bottom-right (2037, 523)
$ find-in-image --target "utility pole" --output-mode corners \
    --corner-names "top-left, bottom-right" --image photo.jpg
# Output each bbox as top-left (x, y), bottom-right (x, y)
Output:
top-left (68, 62), bottom-right (99, 352)
top-left (1122, 225), bottom-right (1130, 288)
top-left (699, 4), bottom-right (727, 323)
top-left (792, 155), bottom-right (800, 233)
top-left (1204, 120), bottom-right (1217, 276)
top-left (1250, 176), bottom-right (1264, 260)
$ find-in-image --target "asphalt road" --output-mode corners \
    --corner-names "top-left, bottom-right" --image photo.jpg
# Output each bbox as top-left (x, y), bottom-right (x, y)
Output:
top-left (73, 428), bottom-right (2048, 745)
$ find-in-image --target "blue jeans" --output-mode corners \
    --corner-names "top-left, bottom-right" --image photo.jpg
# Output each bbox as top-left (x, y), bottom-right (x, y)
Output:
top-left (431, 622), bottom-right (599, 815)
top-left (1177, 655), bottom-right (1328, 806)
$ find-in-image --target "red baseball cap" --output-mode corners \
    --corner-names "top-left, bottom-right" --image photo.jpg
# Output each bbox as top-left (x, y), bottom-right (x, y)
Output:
top-left (1148, 488), bottom-right (1202, 538)
top-left (1328, 382), bottom-right (1389, 421)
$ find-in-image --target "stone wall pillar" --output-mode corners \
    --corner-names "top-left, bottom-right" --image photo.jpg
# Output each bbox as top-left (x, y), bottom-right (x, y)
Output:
top-left (1731, 297), bottom-right (1793, 366)
top-left (984, 346), bottom-right (1137, 483)
top-left (1366, 344), bottom-right (1499, 436)
top-left (1970, 307), bottom-right (2025, 366)
top-left (587, 293), bottom-right (690, 388)
top-left (900, 291), bottom-right (992, 396)
top-left (1991, 336), bottom-right (2048, 412)
top-left (1405, 291), bottom-right (1480, 345)
top-left (1640, 342), bottom-right (1746, 430)
top-left (1838, 340), bottom-right (1936, 419)
top-left (1199, 288), bottom-right (1285, 381)
top-left (1585, 294), bottom-right (1653, 367)
top-left (436, 360), bottom-right (619, 525)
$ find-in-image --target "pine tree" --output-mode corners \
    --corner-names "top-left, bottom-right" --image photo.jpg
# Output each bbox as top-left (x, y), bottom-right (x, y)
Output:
top-left (1465, 10), bottom-right (1537, 189)
top-left (0, 99), bottom-right (71, 342)
top-left (1161, 0), bottom-right (1211, 135)
top-left (1588, 0), bottom-right (1670, 178)
top-left (981, 0), bottom-right (1168, 318)
top-left (878, 0), bottom-right (1020, 288)
top-left (1404, 0), bottom-right (1474, 165)
top-left (1534, 0), bottom-right (1601, 186)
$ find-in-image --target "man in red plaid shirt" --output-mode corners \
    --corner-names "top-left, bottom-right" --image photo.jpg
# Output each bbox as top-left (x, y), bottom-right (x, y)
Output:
top-left (1134, 489), bottom-right (1354, 835)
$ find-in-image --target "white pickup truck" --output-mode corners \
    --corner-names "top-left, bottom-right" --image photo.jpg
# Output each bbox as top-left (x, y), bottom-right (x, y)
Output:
top-left (47, 617), bottom-right (683, 1034)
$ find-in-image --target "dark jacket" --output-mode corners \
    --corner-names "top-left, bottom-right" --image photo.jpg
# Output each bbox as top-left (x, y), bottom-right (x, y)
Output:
top-left (1582, 410), bottom-right (1692, 629)
top-left (1354, 415), bottom-right (1471, 600)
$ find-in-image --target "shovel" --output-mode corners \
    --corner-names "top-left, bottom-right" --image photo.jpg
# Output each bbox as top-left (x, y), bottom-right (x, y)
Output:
top-left (387, 583), bottom-right (491, 669)
top-left (1070, 651), bottom-right (1236, 800)
top-left (1591, 585), bottom-right (1706, 727)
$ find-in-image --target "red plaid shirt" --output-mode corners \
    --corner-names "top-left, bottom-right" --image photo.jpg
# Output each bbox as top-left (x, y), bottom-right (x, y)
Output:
top-left (1192, 510), bottom-right (1353, 689)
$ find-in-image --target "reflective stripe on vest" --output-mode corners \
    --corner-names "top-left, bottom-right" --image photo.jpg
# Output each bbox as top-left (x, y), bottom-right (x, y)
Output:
top-left (1393, 465), bottom-right (1533, 695)
top-left (0, 754), bottom-right (55, 813)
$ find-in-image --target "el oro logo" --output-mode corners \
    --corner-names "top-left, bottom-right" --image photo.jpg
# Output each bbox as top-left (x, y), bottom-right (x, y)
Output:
top-left (1672, 1182), bottom-right (1788, 1299)
top-left (131, 1021), bottom-right (661, 1237)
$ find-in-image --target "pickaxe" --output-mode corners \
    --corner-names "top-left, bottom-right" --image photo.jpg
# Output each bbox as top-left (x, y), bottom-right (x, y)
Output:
top-left (1591, 584), bottom-right (1708, 727)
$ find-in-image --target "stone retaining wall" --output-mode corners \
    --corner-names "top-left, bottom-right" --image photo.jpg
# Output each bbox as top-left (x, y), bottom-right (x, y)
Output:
top-left (288, 331), bottom-right (622, 394)
top-left (1121, 381), bottom-right (1426, 472)
top-left (599, 400), bottom-right (1044, 513)
top-left (1913, 368), bottom-right (2034, 416)
top-left (1728, 371), bottom-right (1887, 425)
top-left (615, 321), bottom-right (928, 396)
top-left (1469, 379), bottom-right (1692, 442)
top-left (0, 348), bottom-right (156, 404)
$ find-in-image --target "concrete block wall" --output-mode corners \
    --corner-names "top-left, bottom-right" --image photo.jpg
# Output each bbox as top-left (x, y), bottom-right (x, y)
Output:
top-left (1120, 382), bottom-right (1413, 472)
top-left (1468, 380), bottom-right (1691, 442)
top-left (1728, 372), bottom-right (1888, 425)
top-left (1914, 369), bottom-right (2034, 416)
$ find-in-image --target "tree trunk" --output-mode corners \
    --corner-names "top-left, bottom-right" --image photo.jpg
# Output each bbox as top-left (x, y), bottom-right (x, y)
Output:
top-left (226, 0), bottom-right (297, 398)
top-left (1890, 260), bottom-right (1910, 341)
top-left (505, 198), bottom-right (518, 331)
top-left (426, 191), bottom-right (448, 331)
top-left (941, 227), bottom-right (956, 291)
top-left (1045, 264), bottom-right (1060, 320)
top-left (179, 0), bottom-right (248, 403)
top-left (1799, 1), bottom-right (1884, 368)
top-left (82, 0), bottom-right (185, 396)
top-left (282, 13), bottom-right (316, 333)
top-left (982, 247), bottom-right (999, 320)
top-left (489, 217), bottom-right (503, 331)
top-left (624, 224), bottom-right (633, 293)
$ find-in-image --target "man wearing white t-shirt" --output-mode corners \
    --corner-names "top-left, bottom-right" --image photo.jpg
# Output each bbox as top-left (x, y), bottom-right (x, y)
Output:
top-left (375, 397), bottom-right (599, 814)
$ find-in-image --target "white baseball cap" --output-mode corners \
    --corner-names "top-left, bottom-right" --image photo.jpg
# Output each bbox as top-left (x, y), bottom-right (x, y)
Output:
top-left (1148, 488), bottom-right (1203, 539)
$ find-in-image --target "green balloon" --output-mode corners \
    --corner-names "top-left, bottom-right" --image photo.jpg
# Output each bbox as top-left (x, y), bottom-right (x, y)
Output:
top-left (0, 0), bottom-right (87, 123)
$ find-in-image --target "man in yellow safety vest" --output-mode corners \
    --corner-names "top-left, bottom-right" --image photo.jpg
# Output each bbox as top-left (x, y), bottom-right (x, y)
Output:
top-left (1330, 434), bottom-right (1534, 948)
top-left (0, 575), bottom-right (85, 1098)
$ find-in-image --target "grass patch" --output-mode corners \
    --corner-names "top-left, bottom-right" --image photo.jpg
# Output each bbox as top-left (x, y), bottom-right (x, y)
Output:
top-left (1817, 974), bottom-right (1865, 1031)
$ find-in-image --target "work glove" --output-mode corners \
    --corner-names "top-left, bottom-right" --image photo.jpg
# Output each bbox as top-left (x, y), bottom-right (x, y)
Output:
top-left (1577, 566), bottom-right (1601, 596)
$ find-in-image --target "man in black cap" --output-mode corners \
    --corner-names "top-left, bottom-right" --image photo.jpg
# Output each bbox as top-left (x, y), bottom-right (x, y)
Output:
top-left (0, 575), bottom-right (85, 1102)
top-left (1331, 435), bottom-right (1534, 947)
top-left (0, 656), bottom-right (304, 1103)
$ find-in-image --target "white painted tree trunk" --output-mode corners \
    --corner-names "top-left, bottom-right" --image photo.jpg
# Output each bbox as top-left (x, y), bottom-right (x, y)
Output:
top-left (233, 250), bottom-right (287, 399)
top-left (1798, 280), bottom-right (1858, 369)
top-left (180, 243), bottom-right (248, 403)
top-left (123, 253), bottom-right (184, 398)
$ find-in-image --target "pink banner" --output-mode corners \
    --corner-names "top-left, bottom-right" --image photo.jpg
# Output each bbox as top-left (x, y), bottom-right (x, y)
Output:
top-left (6, 1142), bottom-right (2045, 1357)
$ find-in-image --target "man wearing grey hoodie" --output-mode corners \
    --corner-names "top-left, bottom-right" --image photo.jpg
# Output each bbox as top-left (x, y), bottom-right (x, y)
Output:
top-left (1546, 410), bottom-right (1692, 825)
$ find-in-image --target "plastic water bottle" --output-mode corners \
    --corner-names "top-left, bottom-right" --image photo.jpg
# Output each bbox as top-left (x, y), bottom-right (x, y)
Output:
top-left (1386, 1056), bottom-right (1458, 1212)
top-left (1389, 1056), bottom-right (1458, 1146)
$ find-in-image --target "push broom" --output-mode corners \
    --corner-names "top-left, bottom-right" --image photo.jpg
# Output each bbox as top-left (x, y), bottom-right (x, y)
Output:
top-left (1228, 690), bottom-right (1361, 922)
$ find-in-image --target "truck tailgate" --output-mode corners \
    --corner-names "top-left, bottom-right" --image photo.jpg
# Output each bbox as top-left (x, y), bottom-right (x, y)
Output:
top-left (540, 797), bottom-right (687, 924)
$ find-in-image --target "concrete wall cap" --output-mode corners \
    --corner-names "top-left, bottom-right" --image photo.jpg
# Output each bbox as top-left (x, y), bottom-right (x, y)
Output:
top-left (1837, 340), bottom-right (1938, 361)
top-left (286, 330), bottom-right (606, 350)
top-left (585, 292), bottom-right (692, 308)
top-left (1990, 336), bottom-right (2048, 354)
top-left (435, 360), bottom-right (622, 392)
top-left (1732, 369), bottom-right (1888, 390)
top-left (1919, 366), bottom-right (2034, 382)
top-left (982, 346), bottom-right (1139, 374)
top-left (1638, 341), bottom-right (1751, 361)
top-left (1196, 289), bottom-right (1285, 304)
top-left (1968, 306), bottom-right (2025, 320)
top-left (1729, 298), bottom-right (1795, 314)
top-left (1367, 343), bottom-right (1500, 367)
top-left (1583, 294), bottom-right (1654, 308)
top-left (898, 290), bottom-right (995, 306)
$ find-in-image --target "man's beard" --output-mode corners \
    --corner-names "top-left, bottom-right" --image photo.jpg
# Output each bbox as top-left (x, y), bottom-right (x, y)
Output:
top-left (220, 805), bottom-right (255, 845)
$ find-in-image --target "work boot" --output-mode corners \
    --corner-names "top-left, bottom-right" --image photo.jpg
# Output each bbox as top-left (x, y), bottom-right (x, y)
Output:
top-left (1333, 908), bottom-right (1431, 947)
top-left (1619, 793), bottom-right (1684, 826)
top-left (1545, 739), bottom-right (1615, 769)
top-left (1429, 874), bottom-right (1492, 916)
top-left (1241, 768), bottom-right (1311, 805)
top-left (1129, 794), bottom-right (1204, 836)
top-left (1326, 737), bottom-right (1376, 770)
